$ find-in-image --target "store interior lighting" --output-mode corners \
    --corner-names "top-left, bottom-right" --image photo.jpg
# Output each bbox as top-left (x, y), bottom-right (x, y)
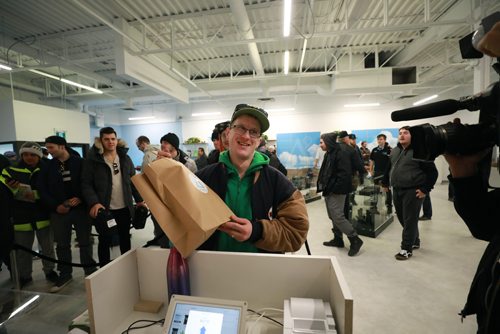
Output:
top-left (191, 112), bottom-right (221, 117)
top-left (0, 64), bottom-right (12, 70)
top-left (283, 0), bottom-right (292, 37)
top-left (284, 51), bottom-right (290, 75)
top-left (413, 94), bottom-right (438, 106)
top-left (128, 116), bottom-right (156, 121)
top-left (344, 103), bottom-right (380, 108)
top-left (29, 69), bottom-right (103, 94)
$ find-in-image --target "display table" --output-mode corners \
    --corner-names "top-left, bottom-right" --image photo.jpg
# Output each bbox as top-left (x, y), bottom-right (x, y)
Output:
top-left (85, 248), bottom-right (353, 334)
top-left (352, 178), bottom-right (393, 238)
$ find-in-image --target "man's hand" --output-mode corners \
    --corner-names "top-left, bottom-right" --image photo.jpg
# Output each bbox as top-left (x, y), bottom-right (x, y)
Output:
top-left (218, 215), bottom-right (253, 242)
top-left (416, 189), bottom-right (426, 199)
top-left (67, 197), bottom-right (82, 207)
top-left (381, 186), bottom-right (389, 192)
top-left (444, 149), bottom-right (490, 178)
top-left (90, 203), bottom-right (105, 219)
top-left (477, 21), bottom-right (500, 57)
top-left (56, 204), bottom-right (70, 214)
top-left (157, 150), bottom-right (172, 159)
top-left (6, 179), bottom-right (20, 189)
top-left (136, 201), bottom-right (147, 208)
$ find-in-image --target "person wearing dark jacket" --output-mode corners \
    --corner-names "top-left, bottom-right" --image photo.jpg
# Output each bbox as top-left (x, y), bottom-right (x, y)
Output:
top-left (196, 104), bottom-right (308, 253)
top-left (39, 136), bottom-right (97, 292)
top-left (0, 154), bottom-right (13, 272)
top-left (382, 126), bottom-right (438, 260)
top-left (317, 132), bottom-right (365, 256)
top-left (195, 147), bottom-right (208, 170)
top-left (0, 142), bottom-right (58, 288)
top-left (442, 27), bottom-right (500, 333)
top-left (81, 127), bottom-right (145, 266)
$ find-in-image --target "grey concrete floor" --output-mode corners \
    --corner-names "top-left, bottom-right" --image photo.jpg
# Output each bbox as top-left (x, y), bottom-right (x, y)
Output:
top-left (0, 182), bottom-right (485, 333)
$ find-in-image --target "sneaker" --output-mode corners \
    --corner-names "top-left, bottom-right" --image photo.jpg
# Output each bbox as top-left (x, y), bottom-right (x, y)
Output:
top-left (323, 238), bottom-right (345, 248)
top-left (419, 216), bottom-right (431, 221)
top-left (412, 243), bottom-right (420, 250)
top-left (395, 249), bottom-right (412, 260)
top-left (50, 275), bottom-right (72, 293)
top-left (45, 270), bottom-right (59, 284)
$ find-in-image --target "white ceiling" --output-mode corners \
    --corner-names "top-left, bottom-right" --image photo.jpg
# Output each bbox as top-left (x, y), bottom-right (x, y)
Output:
top-left (0, 0), bottom-right (499, 117)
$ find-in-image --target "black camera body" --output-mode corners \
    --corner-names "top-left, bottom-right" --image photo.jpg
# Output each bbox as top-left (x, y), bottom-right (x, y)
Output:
top-left (397, 81), bottom-right (500, 161)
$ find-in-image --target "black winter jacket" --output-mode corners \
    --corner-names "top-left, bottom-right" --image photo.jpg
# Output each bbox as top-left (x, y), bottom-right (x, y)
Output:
top-left (318, 134), bottom-right (365, 195)
top-left (38, 152), bottom-right (84, 211)
top-left (1, 160), bottom-right (49, 226)
top-left (196, 162), bottom-right (309, 253)
top-left (451, 174), bottom-right (500, 334)
top-left (81, 139), bottom-right (142, 216)
top-left (382, 144), bottom-right (438, 193)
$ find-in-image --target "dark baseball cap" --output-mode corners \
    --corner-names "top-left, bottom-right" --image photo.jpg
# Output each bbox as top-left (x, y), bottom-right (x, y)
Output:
top-left (338, 131), bottom-right (349, 138)
top-left (348, 133), bottom-right (356, 139)
top-left (231, 104), bottom-right (269, 133)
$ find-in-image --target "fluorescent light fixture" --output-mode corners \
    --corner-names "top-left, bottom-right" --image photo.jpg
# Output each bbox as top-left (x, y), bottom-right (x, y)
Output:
top-left (191, 112), bottom-right (221, 117)
top-left (0, 295), bottom-right (40, 325)
top-left (0, 64), bottom-right (12, 70)
top-left (128, 116), bottom-right (156, 121)
top-left (299, 39), bottom-right (307, 72)
top-left (266, 107), bottom-right (295, 112)
top-left (413, 94), bottom-right (438, 106)
top-left (284, 51), bottom-right (290, 75)
top-left (29, 69), bottom-right (59, 80)
top-left (29, 69), bottom-right (103, 94)
top-left (344, 103), bottom-right (381, 108)
top-left (283, 0), bottom-right (292, 37)
top-left (61, 79), bottom-right (103, 94)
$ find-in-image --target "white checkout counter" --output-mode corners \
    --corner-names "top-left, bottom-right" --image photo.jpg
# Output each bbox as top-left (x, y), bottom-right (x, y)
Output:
top-left (85, 248), bottom-right (353, 334)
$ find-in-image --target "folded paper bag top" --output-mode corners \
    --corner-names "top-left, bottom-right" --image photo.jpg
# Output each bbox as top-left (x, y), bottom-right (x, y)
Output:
top-left (132, 158), bottom-right (234, 257)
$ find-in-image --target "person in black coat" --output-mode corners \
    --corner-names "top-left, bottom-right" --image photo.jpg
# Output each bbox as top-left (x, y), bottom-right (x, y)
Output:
top-left (0, 154), bottom-right (13, 272)
top-left (317, 132), bottom-right (364, 256)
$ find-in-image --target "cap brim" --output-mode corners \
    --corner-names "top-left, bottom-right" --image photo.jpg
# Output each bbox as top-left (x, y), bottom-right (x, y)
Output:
top-left (232, 108), bottom-right (269, 133)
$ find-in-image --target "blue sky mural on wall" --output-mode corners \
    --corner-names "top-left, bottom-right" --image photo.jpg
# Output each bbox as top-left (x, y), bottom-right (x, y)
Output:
top-left (277, 132), bottom-right (320, 169)
top-left (352, 128), bottom-right (399, 150)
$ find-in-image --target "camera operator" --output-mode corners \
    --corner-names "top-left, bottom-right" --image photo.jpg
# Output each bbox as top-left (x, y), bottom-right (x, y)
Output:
top-left (444, 22), bottom-right (500, 334)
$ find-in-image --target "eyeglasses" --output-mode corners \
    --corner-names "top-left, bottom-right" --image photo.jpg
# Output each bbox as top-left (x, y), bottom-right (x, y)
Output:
top-left (112, 162), bottom-right (119, 175)
top-left (231, 124), bottom-right (261, 139)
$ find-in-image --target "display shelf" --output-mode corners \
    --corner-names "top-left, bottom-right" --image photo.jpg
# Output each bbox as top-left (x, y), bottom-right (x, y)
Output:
top-left (351, 178), bottom-right (394, 238)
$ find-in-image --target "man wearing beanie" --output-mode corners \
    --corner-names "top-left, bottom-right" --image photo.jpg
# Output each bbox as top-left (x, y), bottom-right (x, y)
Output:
top-left (39, 136), bottom-right (97, 292)
top-left (196, 104), bottom-right (308, 253)
top-left (0, 141), bottom-right (58, 288)
top-left (158, 132), bottom-right (197, 172)
top-left (153, 132), bottom-right (197, 248)
top-left (81, 127), bottom-right (145, 267)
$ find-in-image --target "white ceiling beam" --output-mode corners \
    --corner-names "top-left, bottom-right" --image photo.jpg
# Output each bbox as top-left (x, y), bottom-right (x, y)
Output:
top-left (228, 0), bottom-right (265, 77)
top-left (391, 0), bottom-right (473, 66)
top-left (132, 18), bottom-right (467, 56)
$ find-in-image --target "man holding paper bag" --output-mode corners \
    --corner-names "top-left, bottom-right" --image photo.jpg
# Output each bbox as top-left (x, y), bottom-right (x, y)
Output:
top-left (196, 104), bottom-right (309, 253)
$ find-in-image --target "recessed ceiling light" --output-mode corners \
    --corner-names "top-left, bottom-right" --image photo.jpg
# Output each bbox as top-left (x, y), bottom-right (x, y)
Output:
top-left (128, 116), bottom-right (156, 121)
top-left (344, 103), bottom-right (380, 108)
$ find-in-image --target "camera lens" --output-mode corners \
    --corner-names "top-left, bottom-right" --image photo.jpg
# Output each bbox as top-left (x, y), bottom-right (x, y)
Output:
top-left (410, 122), bottom-right (497, 161)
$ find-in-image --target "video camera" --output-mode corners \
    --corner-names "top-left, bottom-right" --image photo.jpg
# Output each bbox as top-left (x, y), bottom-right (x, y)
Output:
top-left (391, 12), bottom-right (500, 162)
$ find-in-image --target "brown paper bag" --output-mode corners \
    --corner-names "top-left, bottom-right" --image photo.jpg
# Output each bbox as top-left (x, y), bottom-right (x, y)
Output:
top-left (132, 158), bottom-right (233, 257)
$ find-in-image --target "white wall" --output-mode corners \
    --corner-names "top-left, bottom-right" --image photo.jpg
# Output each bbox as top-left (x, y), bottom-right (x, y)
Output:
top-left (0, 100), bottom-right (16, 142)
top-left (12, 100), bottom-right (90, 143)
